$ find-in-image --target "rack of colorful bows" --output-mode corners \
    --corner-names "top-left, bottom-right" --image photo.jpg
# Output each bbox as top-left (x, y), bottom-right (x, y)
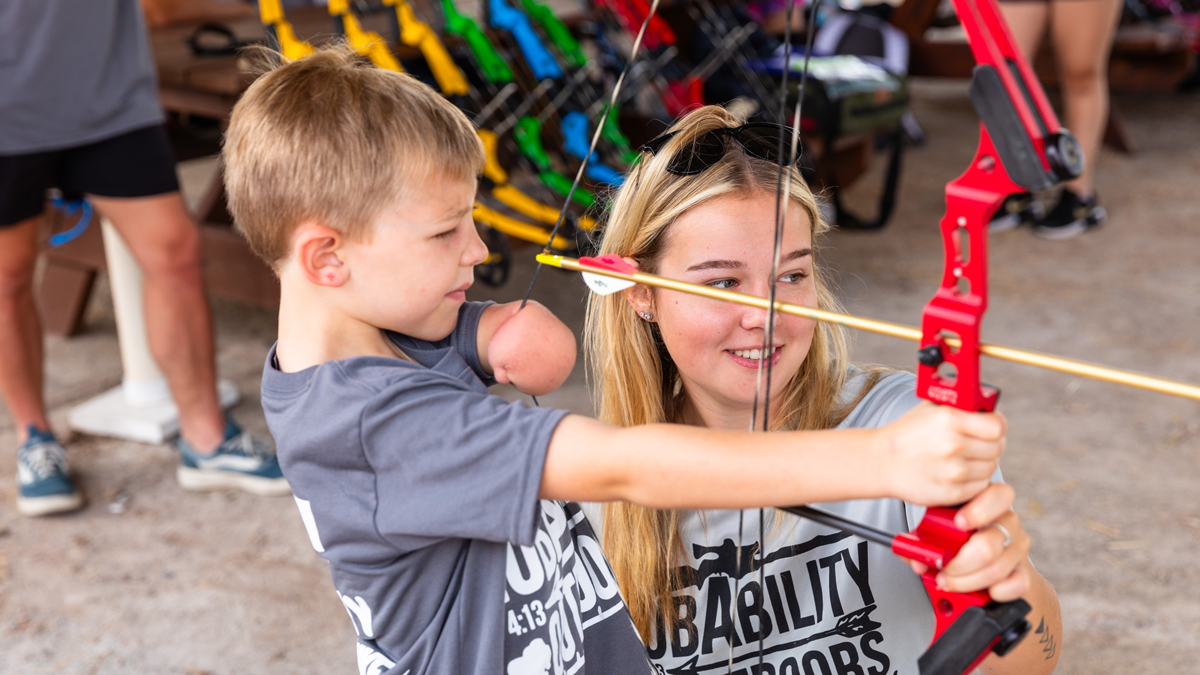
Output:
top-left (257, 0), bottom-right (805, 286)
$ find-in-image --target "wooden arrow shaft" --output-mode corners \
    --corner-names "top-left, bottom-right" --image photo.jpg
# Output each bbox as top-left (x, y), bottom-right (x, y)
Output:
top-left (539, 254), bottom-right (1200, 402)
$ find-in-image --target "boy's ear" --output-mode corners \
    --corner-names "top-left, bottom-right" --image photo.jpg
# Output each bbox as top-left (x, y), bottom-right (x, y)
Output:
top-left (293, 222), bottom-right (349, 288)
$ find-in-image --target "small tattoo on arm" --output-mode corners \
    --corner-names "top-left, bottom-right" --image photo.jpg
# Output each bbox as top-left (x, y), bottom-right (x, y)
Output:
top-left (1035, 617), bottom-right (1057, 660)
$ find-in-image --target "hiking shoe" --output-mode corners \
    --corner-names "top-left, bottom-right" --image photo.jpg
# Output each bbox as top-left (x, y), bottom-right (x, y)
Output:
top-left (17, 426), bottom-right (84, 517)
top-left (175, 420), bottom-right (290, 496)
top-left (989, 193), bottom-right (1044, 233)
top-left (1033, 189), bottom-right (1106, 240)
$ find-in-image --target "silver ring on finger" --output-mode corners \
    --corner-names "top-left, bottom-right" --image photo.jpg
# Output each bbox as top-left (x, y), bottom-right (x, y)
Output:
top-left (992, 523), bottom-right (1013, 548)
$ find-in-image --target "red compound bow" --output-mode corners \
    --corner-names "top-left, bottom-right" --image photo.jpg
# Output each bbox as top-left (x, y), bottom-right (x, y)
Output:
top-left (790, 1), bottom-right (1082, 673)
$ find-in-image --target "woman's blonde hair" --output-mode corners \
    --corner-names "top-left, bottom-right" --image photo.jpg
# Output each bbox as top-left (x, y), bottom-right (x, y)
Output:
top-left (584, 106), bottom-right (880, 642)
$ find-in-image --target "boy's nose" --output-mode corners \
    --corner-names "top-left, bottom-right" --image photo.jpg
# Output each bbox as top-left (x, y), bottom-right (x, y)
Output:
top-left (465, 226), bottom-right (488, 267)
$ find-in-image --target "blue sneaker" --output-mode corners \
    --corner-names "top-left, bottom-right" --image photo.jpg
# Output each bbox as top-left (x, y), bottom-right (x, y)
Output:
top-left (17, 427), bottom-right (84, 516)
top-left (175, 420), bottom-right (290, 496)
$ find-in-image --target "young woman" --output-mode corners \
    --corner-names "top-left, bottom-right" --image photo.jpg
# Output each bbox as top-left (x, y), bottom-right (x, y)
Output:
top-left (585, 107), bottom-right (1061, 675)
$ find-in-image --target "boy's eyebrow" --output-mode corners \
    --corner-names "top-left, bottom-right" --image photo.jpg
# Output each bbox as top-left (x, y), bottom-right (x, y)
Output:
top-left (443, 204), bottom-right (474, 222)
top-left (685, 249), bottom-right (811, 272)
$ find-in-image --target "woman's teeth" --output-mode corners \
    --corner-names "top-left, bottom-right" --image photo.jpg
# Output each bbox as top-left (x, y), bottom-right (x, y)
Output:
top-left (730, 347), bottom-right (778, 360)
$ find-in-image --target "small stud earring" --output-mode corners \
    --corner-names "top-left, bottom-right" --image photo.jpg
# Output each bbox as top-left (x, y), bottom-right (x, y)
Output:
top-left (639, 311), bottom-right (653, 321)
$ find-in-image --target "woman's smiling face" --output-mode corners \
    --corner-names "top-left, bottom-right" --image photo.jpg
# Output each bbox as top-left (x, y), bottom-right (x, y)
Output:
top-left (634, 190), bottom-right (818, 429)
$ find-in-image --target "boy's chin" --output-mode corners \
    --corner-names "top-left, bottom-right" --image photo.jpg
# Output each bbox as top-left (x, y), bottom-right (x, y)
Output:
top-left (395, 305), bottom-right (459, 342)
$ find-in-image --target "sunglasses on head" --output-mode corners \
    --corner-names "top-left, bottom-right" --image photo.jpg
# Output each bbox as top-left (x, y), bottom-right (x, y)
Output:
top-left (639, 122), bottom-right (800, 176)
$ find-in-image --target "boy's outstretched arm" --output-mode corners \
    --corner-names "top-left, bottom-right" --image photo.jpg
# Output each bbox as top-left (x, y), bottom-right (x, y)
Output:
top-left (541, 402), bottom-right (1008, 509)
top-left (477, 301), bottom-right (576, 396)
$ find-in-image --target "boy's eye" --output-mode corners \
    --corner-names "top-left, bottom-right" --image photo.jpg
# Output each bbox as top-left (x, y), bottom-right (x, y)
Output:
top-left (433, 227), bottom-right (457, 240)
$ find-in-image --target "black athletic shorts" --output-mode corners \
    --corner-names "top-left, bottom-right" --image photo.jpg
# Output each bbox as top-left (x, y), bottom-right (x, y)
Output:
top-left (0, 124), bottom-right (180, 227)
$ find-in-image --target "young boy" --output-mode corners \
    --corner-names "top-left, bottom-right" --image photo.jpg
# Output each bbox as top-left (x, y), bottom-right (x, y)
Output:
top-left (223, 46), bottom-right (1010, 674)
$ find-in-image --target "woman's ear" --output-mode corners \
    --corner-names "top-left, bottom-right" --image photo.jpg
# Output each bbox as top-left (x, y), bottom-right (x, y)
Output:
top-left (626, 283), bottom-right (654, 318)
top-left (293, 222), bottom-right (349, 288)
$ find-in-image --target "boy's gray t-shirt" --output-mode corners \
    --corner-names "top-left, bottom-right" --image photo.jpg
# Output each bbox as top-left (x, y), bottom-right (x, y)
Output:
top-left (261, 303), bottom-right (650, 675)
top-left (0, 0), bottom-right (163, 154)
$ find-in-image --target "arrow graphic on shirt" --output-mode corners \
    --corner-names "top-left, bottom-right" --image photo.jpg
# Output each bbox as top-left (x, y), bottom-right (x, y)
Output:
top-left (664, 604), bottom-right (882, 675)
top-left (677, 531), bottom-right (854, 592)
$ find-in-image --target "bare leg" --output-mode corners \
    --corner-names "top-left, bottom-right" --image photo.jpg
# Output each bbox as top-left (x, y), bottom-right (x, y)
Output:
top-left (998, 2), bottom-right (1050, 67)
top-left (1050, 0), bottom-right (1123, 196)
top-left (89, 193), bottom-right (225, 452)
top-left (0, 217), bottom-right (50, 444)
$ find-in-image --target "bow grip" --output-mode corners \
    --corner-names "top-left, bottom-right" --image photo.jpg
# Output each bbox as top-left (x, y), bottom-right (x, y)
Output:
top-left (518, 0), bottom-right (587, 67)
top-left (626, 0), bottom-right (677, 47)
top-left (560, 112), bottom-right (626, 187)
top-left (664, 78), bottom-right (703, 118)
top-left (538, 171), bottom-right (596, 207)
top-left (596, 0), bottom-right (670, 50)
top-left (489, 0), bottom-right (563, 81)
top-left (514, 117), bottom-right (553, 171)
top-left (442, 0), bottom-right (514, 84)
top-left (560, 111), bottom-right (598, 163)
top-left (585, 162), bottom-right (625, 187)
top-left (918, 592), bottom-right (1032, 675)
top-left (896, 506), bottom-right (1032, 675)
top-left (388, 0), bottom-right (470, 96)
top-left (598, 106), bottom-right (639, 164)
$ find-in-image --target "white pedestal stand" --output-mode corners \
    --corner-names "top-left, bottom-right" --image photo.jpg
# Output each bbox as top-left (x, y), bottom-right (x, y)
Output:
top-left (67, 218), bottom-right (238, 444)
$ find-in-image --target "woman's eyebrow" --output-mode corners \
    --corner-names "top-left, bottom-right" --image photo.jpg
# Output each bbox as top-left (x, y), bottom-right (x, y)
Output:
top-left (686, 259), bottom-right (744, 271)
top-left (685, 249), bottom-right (812, 272)
top-left (782, 248), bottom-right (813, 263)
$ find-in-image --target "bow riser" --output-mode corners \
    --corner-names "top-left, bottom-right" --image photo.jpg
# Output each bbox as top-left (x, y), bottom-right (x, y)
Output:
top-left (917, 130), bottom-right (1018, 413)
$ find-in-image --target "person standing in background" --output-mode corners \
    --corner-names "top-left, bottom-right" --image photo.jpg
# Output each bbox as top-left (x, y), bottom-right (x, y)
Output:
top-left (0, 0), bottom-right (287, 517)
top-left (999, 0), bottom-right (1123, 239)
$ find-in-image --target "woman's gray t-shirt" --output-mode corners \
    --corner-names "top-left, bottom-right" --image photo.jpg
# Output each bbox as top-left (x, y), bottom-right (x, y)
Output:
top-left (261, 302), bottom-right (651, 675)
top-left (638, 371), bottom-right (1001, 675)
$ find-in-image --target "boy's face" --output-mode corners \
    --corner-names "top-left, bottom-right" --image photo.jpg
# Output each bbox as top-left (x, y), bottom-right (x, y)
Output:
top-left (341, 175), bottom-right (487, 341)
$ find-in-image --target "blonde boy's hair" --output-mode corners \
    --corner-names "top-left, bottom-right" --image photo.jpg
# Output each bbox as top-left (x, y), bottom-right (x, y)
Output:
top-left (223, 45), bottom-right (485, 268)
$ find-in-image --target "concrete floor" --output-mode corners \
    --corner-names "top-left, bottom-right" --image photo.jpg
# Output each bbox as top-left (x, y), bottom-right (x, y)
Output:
top-left (1, 81), bottom-right (1198, 674)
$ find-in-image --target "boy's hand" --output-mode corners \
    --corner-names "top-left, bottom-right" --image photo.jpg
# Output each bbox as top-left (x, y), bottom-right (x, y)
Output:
top-left (481, 301), bottom-right (576, 396)
top-left (906, 483), bottom-right (1033, 602)
top-left (876, 402), bottom-right (1006, 507)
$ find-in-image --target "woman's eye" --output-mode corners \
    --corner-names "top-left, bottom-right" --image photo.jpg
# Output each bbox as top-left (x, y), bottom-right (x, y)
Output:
top-left (779, 271), bottom-right (808, 284)
top-left (708, 278), bottom-right (737, 290)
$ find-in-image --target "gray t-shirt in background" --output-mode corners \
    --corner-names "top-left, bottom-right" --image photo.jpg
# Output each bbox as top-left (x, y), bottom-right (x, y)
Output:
top-left (261, 302), bottom-right (651, 675)
top-left (0, 0), bottom-right (163, 154)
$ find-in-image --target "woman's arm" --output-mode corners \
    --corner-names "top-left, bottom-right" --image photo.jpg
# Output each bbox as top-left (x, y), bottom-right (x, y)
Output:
top-left (476, 301), bottom-right (576, 395)
top-left (540, 402), bottom-right (1008, 508)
